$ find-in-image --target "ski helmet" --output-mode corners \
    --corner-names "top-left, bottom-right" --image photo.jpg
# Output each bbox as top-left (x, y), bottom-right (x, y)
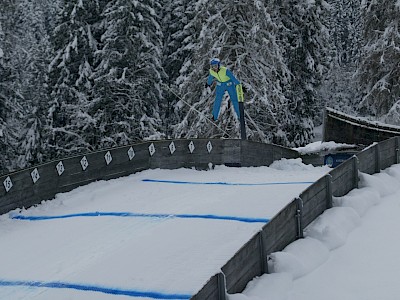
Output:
top-left (210, 58), bottom-right (220, 67)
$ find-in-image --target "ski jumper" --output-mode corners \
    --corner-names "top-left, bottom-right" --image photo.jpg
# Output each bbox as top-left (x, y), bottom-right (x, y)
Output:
top-left (207, 66), bottom-right (240, 120)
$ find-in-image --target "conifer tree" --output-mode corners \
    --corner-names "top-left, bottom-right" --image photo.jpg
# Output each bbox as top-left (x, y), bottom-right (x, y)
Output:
top-left (46, 0), bottom-right (107, 157)
top-left (0, 6), bottom-right (11, 173)
top-left (356, 0), bottom-right (400, 124)
top-left (319, 0), bottom-right (362, 116)
top-left (277, 0), bottom-right (331, 146)
top-left (161, 0), bottom-right (195, 137)
top-left (1, 0), bottom-right (388, 171)
top-left (91, 0), bottom-right (166, 147)
top-left (0, 0), bottom-right (36, 172)
top-left (162, 0), bottom-right (193, 84)
top-left (13, 0), bottom-right (57, 167)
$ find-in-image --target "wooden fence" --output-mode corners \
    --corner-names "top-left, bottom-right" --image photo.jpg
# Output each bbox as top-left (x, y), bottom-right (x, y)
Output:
top-left (191, 136), bottom-right (400, 299)
top-left (323, 107), bottom-right (400, 145)
top-left (0, 139), bottom-right (298, 216)
top-left (2, 135), bottom-right (398, 298)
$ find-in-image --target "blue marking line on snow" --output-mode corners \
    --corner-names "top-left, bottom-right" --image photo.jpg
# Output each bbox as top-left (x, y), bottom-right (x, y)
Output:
top-left (12, 212), bottom-right (269, 224)
top-left (142, 179), bottom-right (314, 186)
top-left (0, 279), bottom-right (191, 299)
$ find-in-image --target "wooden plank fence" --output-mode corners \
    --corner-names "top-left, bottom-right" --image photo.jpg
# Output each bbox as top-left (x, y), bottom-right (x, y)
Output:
top-left (0, 139), bottom-right (298, 217)
top-left (191, 136), bottom-right (400, 299)
top-left (1, 135), bottom-right (399, 299)
top-left (323, 107), bottom-right (400, 145)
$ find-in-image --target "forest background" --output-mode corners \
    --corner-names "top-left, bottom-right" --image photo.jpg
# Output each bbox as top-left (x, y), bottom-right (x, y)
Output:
top-left (0, 0), bottom-right (399, 174)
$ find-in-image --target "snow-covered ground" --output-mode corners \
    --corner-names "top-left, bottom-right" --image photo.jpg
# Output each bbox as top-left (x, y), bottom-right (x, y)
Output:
top-left (1, 153), bottom-right (400, 300)
top-left (0, 159), bottom-right (330, 299)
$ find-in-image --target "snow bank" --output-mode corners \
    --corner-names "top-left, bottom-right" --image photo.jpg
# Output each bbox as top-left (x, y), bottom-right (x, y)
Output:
top-left (230, 163), bottom-right (400, 299)
top-left (293, 141), bottom-right (356, 155)
top-left (269, 158), bottom-right (330, 172)
top-left (267, 237), bottom-right (329, 279)
top-left (267, 206), bottom-right (362, 277)
top-left (359, 170), bottom-right (400, 197)
top-left (383, 164), bottom-right (400, 180)
top-left (305, 207), bottom-right (361, 250)
top-left (228, 273), bottom-right (292, 300)
top-left (333, 187), bottom-right (381, 216)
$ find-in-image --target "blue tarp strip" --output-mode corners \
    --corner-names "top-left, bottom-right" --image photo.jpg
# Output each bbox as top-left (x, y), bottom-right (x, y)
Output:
top-left (12, 212), bottom-right (269, 224)
top-left (0, 279), bottom-right (191, 299)
top-left (142, 179), bottom-right (314, 186)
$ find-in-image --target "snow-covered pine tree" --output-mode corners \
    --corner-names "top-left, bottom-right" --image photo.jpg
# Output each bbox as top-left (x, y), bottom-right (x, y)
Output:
top-left (318, 0), bottom-right (362, 115)
top-left (90, 0), bottom-right (166, 147)
top-left (13, 0), bottom-right (58, 168)
top-left (46, 0), bottom-right (108, 158)
top-left (277, 0), bottom-right (331, 146)
top-left (0, 5), bottom-right (20, 174)
top-left (0, 4), bottom-right (10, 173)
top-left (162, 0), bottom-right (194, 84)
top-left (330, 0), bottom-right (362, 66)
top-left (172, 0), bottom-right (291, 142)
top-left (356, 0), bottom-right (400, 124)
top-left (0, 0), bottom-right (32, 173)
top-left (161, 0), bottom-right (196, 137)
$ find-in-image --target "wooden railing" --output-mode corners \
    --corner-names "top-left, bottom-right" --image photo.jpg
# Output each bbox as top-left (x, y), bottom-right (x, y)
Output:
top-left (323, 107), bottom-right (400, 145)
top-left (2, 132), bottom-right (398, 299)
top-left (0, 139), bottom-right (298, 216)
top-left (191, 136), bottom-right (399, 299)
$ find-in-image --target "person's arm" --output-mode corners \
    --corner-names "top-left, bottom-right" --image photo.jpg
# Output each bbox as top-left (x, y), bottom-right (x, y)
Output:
top-left (226, 69), bottom-right (240, 85)
top-left (206, 74), bottom-right (215, 86)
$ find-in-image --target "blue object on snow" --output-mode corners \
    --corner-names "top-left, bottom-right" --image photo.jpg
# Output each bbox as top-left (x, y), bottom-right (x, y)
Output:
top-left (324, 153), bottom-right (354, 168)
top-left (11, 211), bottom-right (269, 224)
top-left (0, 279), bottom-right (191, 299)
top-left (142, 179), bottom-right (314, 186)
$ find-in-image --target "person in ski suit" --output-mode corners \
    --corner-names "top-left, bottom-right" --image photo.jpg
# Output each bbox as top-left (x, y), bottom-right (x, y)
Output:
top-left (205, 58), bottom-right (240, 120)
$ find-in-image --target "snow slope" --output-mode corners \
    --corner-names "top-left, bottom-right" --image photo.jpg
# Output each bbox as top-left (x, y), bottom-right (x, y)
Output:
top-left (0, 159), bottom-right (330, 299)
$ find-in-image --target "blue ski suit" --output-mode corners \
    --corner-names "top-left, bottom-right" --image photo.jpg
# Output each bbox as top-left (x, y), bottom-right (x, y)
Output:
top-left (206, 66), bottom-right (240, 120)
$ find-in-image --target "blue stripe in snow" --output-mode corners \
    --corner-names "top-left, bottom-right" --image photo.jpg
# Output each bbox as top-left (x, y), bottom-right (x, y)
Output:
top-left (142, 179), bottom-right (314, 186)
top-left (12, 212), bottom-right (269, 224)
top-left (0, 279), bottom-right (191, 299)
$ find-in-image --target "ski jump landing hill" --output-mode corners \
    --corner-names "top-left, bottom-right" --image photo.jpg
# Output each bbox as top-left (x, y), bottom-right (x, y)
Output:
top-left (1, 108), bottom-right (400, 299)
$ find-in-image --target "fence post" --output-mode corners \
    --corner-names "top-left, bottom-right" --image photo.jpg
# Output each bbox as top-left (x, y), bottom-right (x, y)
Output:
top-left (322, 106), bottom-right (327, 142)
top-left (259, 231), bottom-right (267, 274)
top-left (352, 156), bottom-right (359, 189)
top-left (375, 143), bottom-right (381, 173)
top-left (217, 272), bottom-right (226, 300)
top-left (295, 197), bottom-right (303, 239)
top-left (325, 174), bottom-right (333, 208)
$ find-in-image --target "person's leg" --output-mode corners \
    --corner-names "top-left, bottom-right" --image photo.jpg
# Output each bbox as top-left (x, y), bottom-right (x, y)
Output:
top-left (212, 87), bottom-right (224, 120)
top-left (227, 84), bottom-right (240, 118)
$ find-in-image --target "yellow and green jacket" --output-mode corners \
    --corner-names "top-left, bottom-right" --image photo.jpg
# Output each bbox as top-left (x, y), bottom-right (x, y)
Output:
top-left (207, 66), bottom-right (240, 87)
